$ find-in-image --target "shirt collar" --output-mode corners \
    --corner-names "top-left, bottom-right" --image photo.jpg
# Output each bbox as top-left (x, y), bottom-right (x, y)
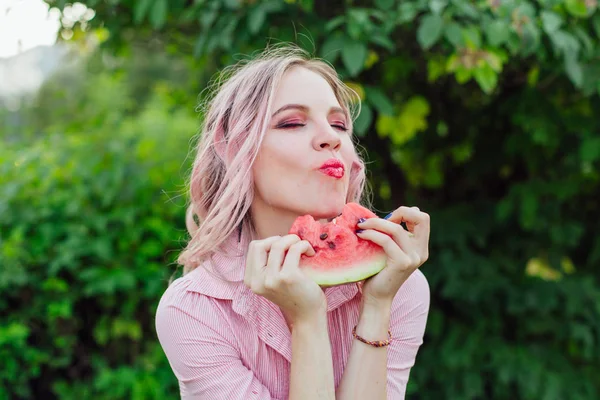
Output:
top-left (184, 226), bottom-right (363, 361)
top-left (186, 226), bottom-right (361, 303)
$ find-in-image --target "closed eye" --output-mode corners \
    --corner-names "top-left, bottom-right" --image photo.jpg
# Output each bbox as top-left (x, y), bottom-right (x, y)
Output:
top-left (276, 122), bottom-right (348, 132)
top-left (276, 123), bottom-right (306, 129)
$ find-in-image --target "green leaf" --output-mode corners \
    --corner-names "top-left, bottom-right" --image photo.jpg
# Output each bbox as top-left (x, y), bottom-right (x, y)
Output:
top-left (445, 22), bottom-right (464, 47)
top-left (484, 20), bottom-right (510, 46)
top-left (376, 114), bottom-right (395, 138)
top-left (247, 7), bottom-right (266, 34)
top-left (398, 2), bottom-right (418, 24)
top-left (369, 34), bottom-right (395, 51)
top-left (341, 40), bottom-right (368, 77)
top-left (375, 0), bottom-right (395, 9)
top-left (520, 190), bottom-right (538, 229)
top-left (455, 66), bottom-right (472, 83)
top-left (321, 34), bottom-right (345, 63)
top-left (573, 26), bottom-right (594, 56)
top-left (417, 13), bottom-right (445, 50)
top-left (427, 56), bottom-right (447, 82)
top-left (365, 86), bottom-right (395, 115)
top-left (593, 14), bottom-right (600, 38)
top-left (262, 1), bottom-right (284, 13)
top-left (462, 25), bottom-right (482, 49)
top-left (520, 22), bottom-right (541, 55)
top-left (354, 104), bottom-right (373, 136)
top-left (298, 0), bottom-right (314, 12)
top-left (193, 34), bottom-right (208, 58)
top-left (527, 65), bottom-right (540, 86)
top-left (389, 96), bottom-right (430, 145)
top-left (430, 0), bottom-right (448, 14)
top-left (565, 52), bottom-right (584, 87)
top-left (473, 64), bottom-right (498, 94)
top-left (133, 0), bottom-right (153, 24)
top-left (347, 9), bottom-right (367, 39)
top-left (149, 0), bottom-right (167, 29)
top-left (565, 0), bottom-right (591, 18)
top-left (580, 137), bottom-right (600, 162)
top-left (325, 16), bottom-right (345, 32)
top-left (541, 11), bottom-right (563, 34)
top-left (550, 31), bottom-right (581, 57)
top-left (485, 51), bottom-right (503, 72)
top-left (450, 0), bottom-right (479, 19)
top-left (199, 8), bottom-right (218, 29)
top-left (223, 0), bottom-right (241, 9)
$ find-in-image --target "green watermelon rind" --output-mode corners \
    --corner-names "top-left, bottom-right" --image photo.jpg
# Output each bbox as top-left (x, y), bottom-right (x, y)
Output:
top-left (300, 252), bottom-right (388, 287)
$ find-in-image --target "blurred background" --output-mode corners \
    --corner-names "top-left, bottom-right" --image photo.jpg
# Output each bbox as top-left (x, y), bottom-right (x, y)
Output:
top-left (1, 0), bottom-right (599, 399)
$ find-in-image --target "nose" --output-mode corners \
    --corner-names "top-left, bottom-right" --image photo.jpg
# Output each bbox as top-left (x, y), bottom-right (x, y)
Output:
top-left (314, 125), bottom-right (341, 151)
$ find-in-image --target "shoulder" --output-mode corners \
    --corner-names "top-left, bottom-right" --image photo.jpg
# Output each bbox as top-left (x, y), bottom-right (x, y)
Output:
top-left (155, 272), bottom-right (230, 332)
top-left (157, 273), bottom-right (211, 309)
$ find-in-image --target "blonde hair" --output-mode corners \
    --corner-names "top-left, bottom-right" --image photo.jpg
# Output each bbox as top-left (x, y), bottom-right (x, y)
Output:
top-left (178, 44), bottom-right (369, 275)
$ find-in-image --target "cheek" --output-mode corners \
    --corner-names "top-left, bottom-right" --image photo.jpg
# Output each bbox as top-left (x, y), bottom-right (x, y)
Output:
top-left (252, 142), bottom-right (299, 196)
top-left (259, 136), bottom-right (305, 171)
top-left (341, 139), bottom-right (358, 167)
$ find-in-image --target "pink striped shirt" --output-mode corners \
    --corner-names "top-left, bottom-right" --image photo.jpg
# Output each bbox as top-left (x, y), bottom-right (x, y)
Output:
top-left (155, 228), bottom-right (430, 399)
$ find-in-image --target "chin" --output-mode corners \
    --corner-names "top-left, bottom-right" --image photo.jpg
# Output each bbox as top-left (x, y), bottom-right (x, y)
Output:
top-left (304, 199), bottom-right (346, 220)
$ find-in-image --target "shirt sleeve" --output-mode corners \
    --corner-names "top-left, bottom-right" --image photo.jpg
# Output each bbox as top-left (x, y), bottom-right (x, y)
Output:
top-left (386, 269), bottom-right (431, 399)
top-left (155, 280), bottom-right (279, 400)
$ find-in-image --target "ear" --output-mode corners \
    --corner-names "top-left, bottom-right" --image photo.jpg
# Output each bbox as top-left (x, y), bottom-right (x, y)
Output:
top-left (351, 158), bottom-right (364, 175)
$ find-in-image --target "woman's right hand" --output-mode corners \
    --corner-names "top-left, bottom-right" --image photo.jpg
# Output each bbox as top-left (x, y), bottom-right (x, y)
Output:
top-left (244, 234), bottom-right (326, 326)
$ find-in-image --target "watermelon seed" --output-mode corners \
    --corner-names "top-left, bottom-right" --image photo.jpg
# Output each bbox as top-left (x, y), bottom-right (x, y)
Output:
top-left (328, 241), bottom-right (336, 249)
top-left (319, 233), bottom-right (328, 240)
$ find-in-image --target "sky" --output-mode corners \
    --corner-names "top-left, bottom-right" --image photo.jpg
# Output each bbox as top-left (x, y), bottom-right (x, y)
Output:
top-left (0, 0), bottom-right (92, 59)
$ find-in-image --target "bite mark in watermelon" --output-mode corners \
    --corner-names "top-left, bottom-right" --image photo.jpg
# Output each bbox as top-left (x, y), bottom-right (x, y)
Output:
top-left (289, 203), bottom-right (387, 287)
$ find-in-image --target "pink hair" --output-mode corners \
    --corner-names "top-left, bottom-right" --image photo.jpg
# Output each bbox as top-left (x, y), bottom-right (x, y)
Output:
top-left (178, 45), bottom-right (370, 276)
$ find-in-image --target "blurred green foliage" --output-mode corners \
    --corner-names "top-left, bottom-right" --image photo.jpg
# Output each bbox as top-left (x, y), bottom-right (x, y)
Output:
top-left (1, 50), bottom-right (198, 398)
top-left (1, 0), bottom-right (598, 398)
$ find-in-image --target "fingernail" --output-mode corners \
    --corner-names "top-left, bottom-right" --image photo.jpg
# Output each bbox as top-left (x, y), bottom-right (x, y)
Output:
top-left (357, 217), bottom-right (366, 224)
top-left (355, 229), bottom-right (364, 234)
top-left (384, 213), bottom-right (393, 220)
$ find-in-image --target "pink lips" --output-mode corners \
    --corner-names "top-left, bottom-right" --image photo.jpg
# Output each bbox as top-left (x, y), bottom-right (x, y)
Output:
top-left (319, 159), bottom-right (345, 179)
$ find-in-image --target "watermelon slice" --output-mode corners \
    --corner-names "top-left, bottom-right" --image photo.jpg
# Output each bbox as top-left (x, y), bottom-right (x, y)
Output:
top-left (289, 202), bottom-right (387, 287)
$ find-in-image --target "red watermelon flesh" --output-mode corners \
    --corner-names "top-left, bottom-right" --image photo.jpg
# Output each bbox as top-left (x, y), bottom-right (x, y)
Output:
top-left (289, 203), bottom-right (387, 287)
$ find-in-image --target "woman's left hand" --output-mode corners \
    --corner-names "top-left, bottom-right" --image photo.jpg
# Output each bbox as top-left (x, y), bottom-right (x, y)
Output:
top-left (356, 206), bottom-right (430, 306)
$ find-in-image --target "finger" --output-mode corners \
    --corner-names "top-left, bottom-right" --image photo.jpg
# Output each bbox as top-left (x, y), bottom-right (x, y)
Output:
top-left (281, 240), bottom-right (315, 275)
top-left (355, 229), bottom-right (412, 267)
top-left (266, 234), bottom-right (302, 278)
top-left (357, 217), bottom-right (414, 253)
top-left (384, 206), bottom-right (430, 240)
top-left (244, 236), bottom-right (281, 287)
top-left (406, 207), bottom-right (420, 232)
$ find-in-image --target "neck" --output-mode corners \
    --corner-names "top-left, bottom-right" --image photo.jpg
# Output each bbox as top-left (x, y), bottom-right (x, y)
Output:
top-left (250, 201), bottom-right (299, 240)
top-left (250, 199), bottom-right (335, 240)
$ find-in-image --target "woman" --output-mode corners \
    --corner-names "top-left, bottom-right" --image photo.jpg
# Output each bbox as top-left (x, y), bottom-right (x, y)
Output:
top-left (155, 45), bottom-right (430, 399)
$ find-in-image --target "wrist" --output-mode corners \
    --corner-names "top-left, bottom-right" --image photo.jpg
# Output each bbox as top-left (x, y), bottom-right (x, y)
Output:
top-left (361, 293), bottom-right (394, 311)
top-left (355, 301), bottom-right (392, 340)
top-left (290, 305), bottom-right (328, 331)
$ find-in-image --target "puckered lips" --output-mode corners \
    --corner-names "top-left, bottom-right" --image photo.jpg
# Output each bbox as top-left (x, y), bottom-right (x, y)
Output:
top-left (318, 158), bottom-right (345, 179)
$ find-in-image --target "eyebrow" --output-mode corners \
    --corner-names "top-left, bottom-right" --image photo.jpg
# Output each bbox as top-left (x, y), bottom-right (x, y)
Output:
top-left (271, 104), bottom-right (346, 118)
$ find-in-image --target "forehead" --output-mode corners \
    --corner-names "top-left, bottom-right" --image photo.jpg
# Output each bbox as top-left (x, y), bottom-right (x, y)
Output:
top-left (271, 66), bottom-right (341, 111)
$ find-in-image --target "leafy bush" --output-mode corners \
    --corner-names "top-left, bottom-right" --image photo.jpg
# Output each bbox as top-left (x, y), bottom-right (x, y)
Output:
top-left (0, 60), bottom-right (197, 398)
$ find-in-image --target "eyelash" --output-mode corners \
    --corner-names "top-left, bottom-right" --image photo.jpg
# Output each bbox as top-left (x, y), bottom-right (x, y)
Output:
top-left (277, 123), bottom-right (349, 132)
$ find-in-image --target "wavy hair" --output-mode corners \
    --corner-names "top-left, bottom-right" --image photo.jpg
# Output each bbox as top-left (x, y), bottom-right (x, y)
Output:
top-left (178, 44), bottom-right (370, 276)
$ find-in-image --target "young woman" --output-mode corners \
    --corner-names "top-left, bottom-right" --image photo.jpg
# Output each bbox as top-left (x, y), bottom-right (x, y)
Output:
top-left (155, 45), bottom-right (431, 400)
